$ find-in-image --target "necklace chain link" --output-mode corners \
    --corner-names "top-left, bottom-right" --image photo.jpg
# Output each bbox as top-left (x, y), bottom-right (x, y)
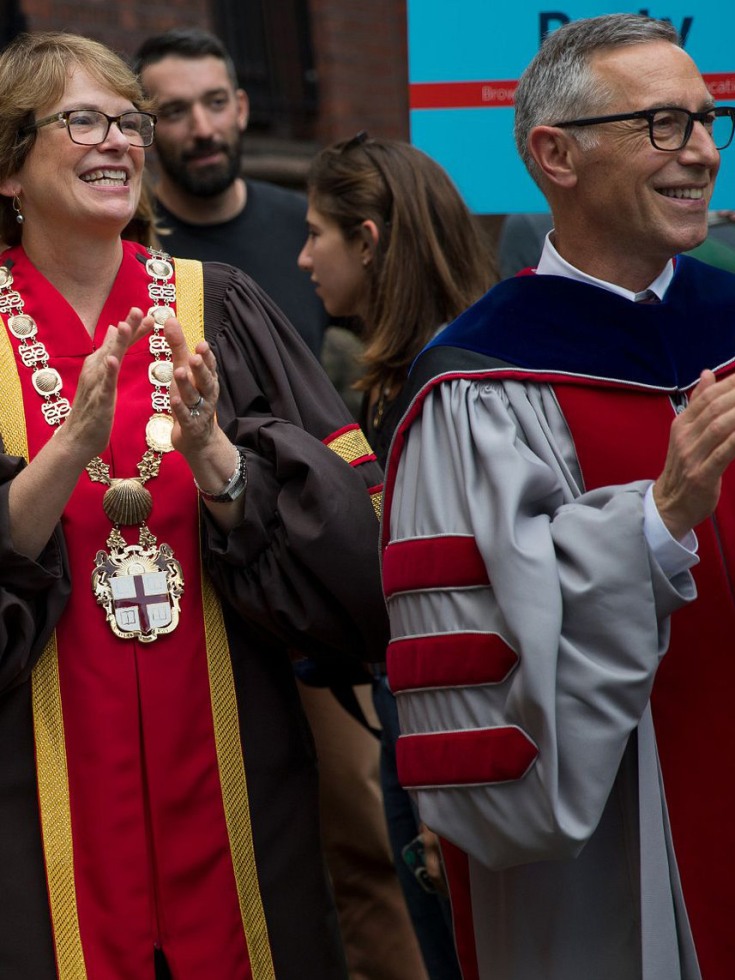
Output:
top-left (0, 248), bottom-right (186, 640)
top-left (0, 248), bottom-right (177, 491)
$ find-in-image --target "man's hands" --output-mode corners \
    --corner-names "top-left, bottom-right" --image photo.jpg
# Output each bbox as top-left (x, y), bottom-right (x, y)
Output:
top-left (653, 370), bottom-right (735, 539)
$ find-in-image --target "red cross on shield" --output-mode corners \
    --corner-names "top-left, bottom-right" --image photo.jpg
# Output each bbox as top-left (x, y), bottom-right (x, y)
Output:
top-left (110, 570), bottom-right (173, 636)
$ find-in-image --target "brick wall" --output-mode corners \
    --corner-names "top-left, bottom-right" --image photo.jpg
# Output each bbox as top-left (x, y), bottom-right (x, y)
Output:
top-left (21, 0), bottom-right (212, 61)
top-left (20, 0), bottom-right (409, 144)
top-left (309, 0), bottom-right (409, 143)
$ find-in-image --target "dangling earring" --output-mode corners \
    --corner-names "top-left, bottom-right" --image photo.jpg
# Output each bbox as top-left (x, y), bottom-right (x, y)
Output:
top-left (12, 196), bottom-right (24, 225)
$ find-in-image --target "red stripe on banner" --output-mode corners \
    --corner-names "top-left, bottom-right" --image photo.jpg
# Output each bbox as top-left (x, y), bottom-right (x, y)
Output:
top-left (410, 72), bottom-right (735, 111)
top-left (382, 535), bottom-right (489, 598)
top-left (704, 72), bottom-right (735, 100)
top-left (397, 727), bottom-right (537, 788)
top-left (388, 632), bottom-right (518, 692)
top-left (410, 79), bottom-right (517, 110)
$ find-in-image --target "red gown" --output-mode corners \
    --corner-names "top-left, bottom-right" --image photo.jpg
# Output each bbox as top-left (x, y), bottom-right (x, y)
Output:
top-left (0, 241), bottom-right (386, 979)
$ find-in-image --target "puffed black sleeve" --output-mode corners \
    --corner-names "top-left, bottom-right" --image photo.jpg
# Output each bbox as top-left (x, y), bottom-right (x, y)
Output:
top-left (199, 262), bottom-right (388, 664)
top-left (0, 450), bottom-right (70, 692)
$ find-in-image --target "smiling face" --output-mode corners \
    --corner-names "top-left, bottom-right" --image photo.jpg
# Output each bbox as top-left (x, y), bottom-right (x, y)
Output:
top-left (2, 65), bottom-right (144, 244)
top-left (140, 54), bottom-right (247, 198)
top-left (297, 202), bottom-right (371, 319)
top-left (550, 41), bottom-right (721, 288)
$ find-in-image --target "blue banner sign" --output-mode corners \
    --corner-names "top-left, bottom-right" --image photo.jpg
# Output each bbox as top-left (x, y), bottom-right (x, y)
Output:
top-left (408, 2), bottom-right (735, 212)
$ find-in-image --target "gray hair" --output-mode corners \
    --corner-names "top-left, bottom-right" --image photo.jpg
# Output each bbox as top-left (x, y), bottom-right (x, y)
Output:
top-left (514, 13), bottom-right (679, 183)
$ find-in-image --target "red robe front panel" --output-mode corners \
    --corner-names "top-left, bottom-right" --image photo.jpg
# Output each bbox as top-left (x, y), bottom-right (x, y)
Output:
top-left (5, 243), bottom-right (251, 978)
top-left (555, 380), bottom-right (735, 980)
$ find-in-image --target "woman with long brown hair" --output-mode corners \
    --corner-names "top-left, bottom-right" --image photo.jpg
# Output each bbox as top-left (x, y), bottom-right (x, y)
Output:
top-left (299, 133), bottom-right (496, 979)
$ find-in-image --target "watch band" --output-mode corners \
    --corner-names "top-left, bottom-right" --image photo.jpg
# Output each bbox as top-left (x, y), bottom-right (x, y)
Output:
top-left (195, 448), bottom-right (248, 503)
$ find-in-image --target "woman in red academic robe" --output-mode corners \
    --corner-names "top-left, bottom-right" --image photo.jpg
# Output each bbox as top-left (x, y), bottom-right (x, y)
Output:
top-left (0, 32), bottom-right (386, 980)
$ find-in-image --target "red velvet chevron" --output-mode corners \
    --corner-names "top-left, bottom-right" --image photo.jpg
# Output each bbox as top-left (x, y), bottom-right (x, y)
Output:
top-left (382, 535), bottom-right (489, 598)
top-left (397, 727), bottom-right (538, 788)
top-left (388, 632), bottom-right (518, 692)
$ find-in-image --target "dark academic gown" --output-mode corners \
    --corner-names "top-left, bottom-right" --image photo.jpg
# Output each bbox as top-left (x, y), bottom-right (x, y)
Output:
top-left (0, 241), bottom-right (386, 979)
top-left (382, 256), bottom-right (735, 980)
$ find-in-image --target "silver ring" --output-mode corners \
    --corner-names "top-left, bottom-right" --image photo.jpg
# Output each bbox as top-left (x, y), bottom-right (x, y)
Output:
top-left (188, 394), bottom-right (204, 417)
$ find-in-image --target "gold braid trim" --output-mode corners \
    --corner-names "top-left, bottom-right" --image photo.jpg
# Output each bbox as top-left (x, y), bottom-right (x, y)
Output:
top-left (370, 488), bottom-right (383, 521)
top-left (199, 572), bottom-right (275, 978)
top-left (0, 308), bottom-right (87, 977)
top-left (0, 313), bottom-right (30, 458)
top-left (175, 257), bottom-right (275, 979)
top-left (33, 637), bottom-right (87, 978)
top-left (324, 425), bottom-right (373, 464)
top-left (172, 257), bottom-right (206, 347)
top-left (324, 426), bottom-right (382, 521)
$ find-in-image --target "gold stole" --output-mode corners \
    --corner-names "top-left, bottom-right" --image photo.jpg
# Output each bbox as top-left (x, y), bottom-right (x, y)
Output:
top-left (0, 258), bottom-right (275, 980)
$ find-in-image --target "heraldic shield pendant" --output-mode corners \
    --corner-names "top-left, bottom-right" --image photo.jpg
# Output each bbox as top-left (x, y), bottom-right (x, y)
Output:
top-left (92, 526), bottom-right (184, 643)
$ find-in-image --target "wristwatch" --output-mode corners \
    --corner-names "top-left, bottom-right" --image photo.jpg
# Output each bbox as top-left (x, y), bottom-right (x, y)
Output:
top-left (195, 448), bottom-right (248, 503)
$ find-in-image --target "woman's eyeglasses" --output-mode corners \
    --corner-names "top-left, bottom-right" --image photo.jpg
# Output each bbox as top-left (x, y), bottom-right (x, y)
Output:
top-left (21, 109), bottom-right (157, 148)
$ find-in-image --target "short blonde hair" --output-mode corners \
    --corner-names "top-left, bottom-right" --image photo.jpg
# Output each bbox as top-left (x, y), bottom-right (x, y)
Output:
top-left (0, 31), bottom-right (153, 245)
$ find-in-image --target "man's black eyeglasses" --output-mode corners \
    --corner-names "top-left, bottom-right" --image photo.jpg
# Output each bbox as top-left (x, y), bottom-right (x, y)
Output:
top-left (21, 109), bottom-right (157, 148)
top-left (551, 105), bottom-right (735, 152)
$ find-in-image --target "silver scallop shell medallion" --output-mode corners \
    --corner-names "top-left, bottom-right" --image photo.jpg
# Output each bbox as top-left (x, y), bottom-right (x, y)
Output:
top-left (8, 313), bottom-right (37, 338)
top-left (146, 413), bottom-right (174, 453)
top-left (32, 367), bottom-right (63, 395)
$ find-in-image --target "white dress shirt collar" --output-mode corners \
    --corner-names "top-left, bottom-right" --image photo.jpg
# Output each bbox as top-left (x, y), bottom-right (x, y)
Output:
top-left (535, 231), bottom-right (675, 302)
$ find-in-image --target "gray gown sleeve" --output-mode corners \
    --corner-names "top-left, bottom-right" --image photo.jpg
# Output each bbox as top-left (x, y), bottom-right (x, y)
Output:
top-left (386, 377), bottom-right (694, 870)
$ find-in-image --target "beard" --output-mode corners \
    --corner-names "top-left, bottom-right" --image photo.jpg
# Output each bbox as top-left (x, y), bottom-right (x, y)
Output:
top-left (156, 131), bottom-right (243, 198)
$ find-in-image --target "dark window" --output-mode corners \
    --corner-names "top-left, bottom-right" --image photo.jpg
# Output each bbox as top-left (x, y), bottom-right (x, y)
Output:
top-left (1, 0), bottom-right (27, 50)
top-left (212, 0), bottom-right (318, 140)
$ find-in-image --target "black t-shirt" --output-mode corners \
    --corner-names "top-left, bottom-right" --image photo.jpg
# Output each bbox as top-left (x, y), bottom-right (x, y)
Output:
top-left (156, 179), bottom-right (329, 356)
